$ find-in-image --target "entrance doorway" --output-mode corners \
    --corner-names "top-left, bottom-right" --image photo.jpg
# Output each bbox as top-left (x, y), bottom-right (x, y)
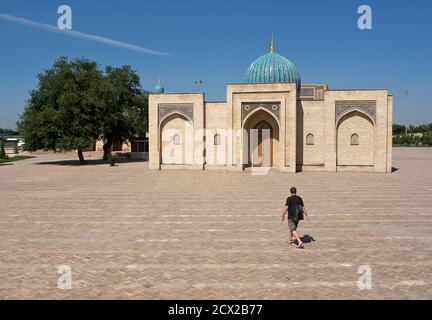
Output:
top-left (251, 121), bottom-right (273, 167)
top-left (242, 109), bottom-right (279, 170)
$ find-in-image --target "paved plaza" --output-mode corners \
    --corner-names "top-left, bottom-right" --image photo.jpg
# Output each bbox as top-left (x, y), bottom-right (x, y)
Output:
top-left (1, 148), bottom-right (432, 299)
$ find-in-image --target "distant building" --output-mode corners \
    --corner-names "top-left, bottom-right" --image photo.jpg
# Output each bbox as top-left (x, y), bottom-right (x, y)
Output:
top-left (86, 134), bottom-right (149, 160)
top-left (0, 132), bottom-right (23, 155)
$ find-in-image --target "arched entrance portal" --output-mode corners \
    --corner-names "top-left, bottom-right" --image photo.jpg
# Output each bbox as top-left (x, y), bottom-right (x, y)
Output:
top-left (336, 110), bottom-right (374, 167)
top-left (243, 109), bottom-right (279, 169)
top-left (160, 113), bottom-right (193, 165)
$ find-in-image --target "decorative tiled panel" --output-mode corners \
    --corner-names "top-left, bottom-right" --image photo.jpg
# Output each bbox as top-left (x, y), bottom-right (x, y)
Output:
top-left (158, 104), bottom-right (194, 124)
top-left (299, 85), bottom-right (326, 100)
top-left (300, 88), bottom-right (314, 97)
top-left (335, 102), bottom-right (376, 123)
top-left (241, 102), bottom-right (280, 123)
top-left (315, 87), bottom-right (324, 100)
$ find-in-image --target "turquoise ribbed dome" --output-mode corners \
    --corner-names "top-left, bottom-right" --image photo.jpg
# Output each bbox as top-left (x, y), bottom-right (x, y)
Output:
top-left (245, 39), bottom-right (301, 86)
top-left (154, 84), bottom-right (164, 93)
top-left (154, 78), bottom-right (165, 93)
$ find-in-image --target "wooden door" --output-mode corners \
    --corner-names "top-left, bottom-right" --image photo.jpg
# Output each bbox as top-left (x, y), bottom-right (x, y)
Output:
top-left (252, 121), bottom-right (273, 167)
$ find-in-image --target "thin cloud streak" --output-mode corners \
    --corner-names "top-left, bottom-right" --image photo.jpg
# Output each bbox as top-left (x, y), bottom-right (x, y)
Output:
top-left (0, 12), bottom-right (170, 56)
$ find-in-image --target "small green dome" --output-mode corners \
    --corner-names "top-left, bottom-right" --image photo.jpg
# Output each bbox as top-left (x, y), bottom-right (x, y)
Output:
top-left (245, 37), bottom-right (301, 86)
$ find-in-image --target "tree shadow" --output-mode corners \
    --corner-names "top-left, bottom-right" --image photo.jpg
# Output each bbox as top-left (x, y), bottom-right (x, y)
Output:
top-left (0, 163), bottom-right (14, 167)
top-left (300, 234), bottom-right (316, 244)
top-left (35, 157), bottom-right (147, 166)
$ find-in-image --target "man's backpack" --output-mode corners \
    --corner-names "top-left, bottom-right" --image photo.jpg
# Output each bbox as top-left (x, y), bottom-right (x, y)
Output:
top-left (291, 199), bottom-right (304, 221)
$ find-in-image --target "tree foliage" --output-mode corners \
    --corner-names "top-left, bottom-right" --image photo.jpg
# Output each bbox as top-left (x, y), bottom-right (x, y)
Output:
top-left (18, 57), bottom-right (102, 163)
top-left (18, 57), bottom-right (148, 163)
top-left (0, 128), bottom-right (15, 134)
top-left (99, 65), bottom-right (148, 160)
top-left (0, 141), bottom-right (6, 159)
top-left (392, 124), bottom-right (406, 136)
top-left (393, 123), bottom-right (432, 146)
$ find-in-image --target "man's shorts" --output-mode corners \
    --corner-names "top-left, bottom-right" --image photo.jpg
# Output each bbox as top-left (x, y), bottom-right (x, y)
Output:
top-left (288, 219), bottom-right (299, 232)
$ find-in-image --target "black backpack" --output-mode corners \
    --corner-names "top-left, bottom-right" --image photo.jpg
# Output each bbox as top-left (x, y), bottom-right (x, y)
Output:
top-left (291, 198), bottom-right (304, 221)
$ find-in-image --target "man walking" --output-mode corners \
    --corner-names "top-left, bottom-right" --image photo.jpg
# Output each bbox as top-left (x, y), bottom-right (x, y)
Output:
top-left (281, 187), bottom-right (309, 249)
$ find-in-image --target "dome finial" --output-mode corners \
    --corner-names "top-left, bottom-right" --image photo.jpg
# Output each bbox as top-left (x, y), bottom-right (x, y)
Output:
top-left (270, 34), bottom-right (275, 53)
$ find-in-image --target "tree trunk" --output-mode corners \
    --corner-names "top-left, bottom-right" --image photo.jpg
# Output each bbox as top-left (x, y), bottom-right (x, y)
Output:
top-left (103, 137), bottom-right (113, 161)
top-left (77, 148), bottom-right (85, 164)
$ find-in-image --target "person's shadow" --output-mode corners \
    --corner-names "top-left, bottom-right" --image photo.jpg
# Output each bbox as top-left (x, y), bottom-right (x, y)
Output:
top-left (300, 234), bottom-right (316, 244)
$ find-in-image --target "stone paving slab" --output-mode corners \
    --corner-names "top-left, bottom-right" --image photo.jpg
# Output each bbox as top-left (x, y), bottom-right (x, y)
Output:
top-left (0, 148), bottom-right (431, 299)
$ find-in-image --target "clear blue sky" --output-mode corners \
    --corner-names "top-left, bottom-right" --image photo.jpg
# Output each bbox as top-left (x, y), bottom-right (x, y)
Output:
top-left (0, 0), bottom-right (431, 129)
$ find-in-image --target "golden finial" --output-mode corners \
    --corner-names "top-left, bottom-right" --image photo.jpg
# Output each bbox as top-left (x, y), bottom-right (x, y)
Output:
top-left (270, 34), bottom-right (275, 53)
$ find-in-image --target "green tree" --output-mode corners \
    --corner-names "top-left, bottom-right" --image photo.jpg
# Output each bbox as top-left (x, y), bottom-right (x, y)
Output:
top-left (99, 66), bottom-right (148, 160)
top-left (421, 132), bottom-right (432, 146)
top-left (0, 141), bottom-right (6, 159)
top-left (392, 124), bottom-right (406, 136)
top-left (18, 57), bottom-right (103, 164)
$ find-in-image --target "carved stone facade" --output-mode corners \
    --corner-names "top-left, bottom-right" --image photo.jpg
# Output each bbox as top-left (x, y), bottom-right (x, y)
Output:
top-left (241, 102), bottom-right (280, 123)
top-left (335, 102), bottom-right (377, 123)
top-left (149, 84), bottom-right (392, 173)
top-left (299, 85), bottom-right (327, 101)
top-left (158, 104), bottom-right (194, 124)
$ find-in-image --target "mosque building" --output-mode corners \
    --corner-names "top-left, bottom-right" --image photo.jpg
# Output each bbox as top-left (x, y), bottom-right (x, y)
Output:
top-left (148, 38), bottom-right (393, 173)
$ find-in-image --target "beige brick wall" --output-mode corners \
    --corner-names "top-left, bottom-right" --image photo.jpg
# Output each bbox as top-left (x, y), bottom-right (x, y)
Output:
top-left (205, 102), bottom-right (228, 166)
top-left (96, 140), bottom-right (104, 152)
top-left (297, 100), bottom-right (325, 167)
top-left (149, 93), bottom-right (205, 170)
top-left (148, 86), bottom-right (392, 173)
top-left (160, 114), bottom-right (193, 164)
top-left (387, 96), bottom-right (393, 173)
top-left (337, 111), bottom-right (374, 166)
top-left (95, 140), bottom-right (130, 152)
top-left (324, 89), bottom-right (391, 172)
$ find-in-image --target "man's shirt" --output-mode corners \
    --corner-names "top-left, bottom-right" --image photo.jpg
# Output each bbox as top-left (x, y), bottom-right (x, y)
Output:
top-left (286, 195), bottom-right (304, 220)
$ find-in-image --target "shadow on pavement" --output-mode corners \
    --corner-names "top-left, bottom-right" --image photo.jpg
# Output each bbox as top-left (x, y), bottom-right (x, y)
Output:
top-left (300, 234), bottom-right (316, 244)
top-left (35, 158), bottom-right (147, 166)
